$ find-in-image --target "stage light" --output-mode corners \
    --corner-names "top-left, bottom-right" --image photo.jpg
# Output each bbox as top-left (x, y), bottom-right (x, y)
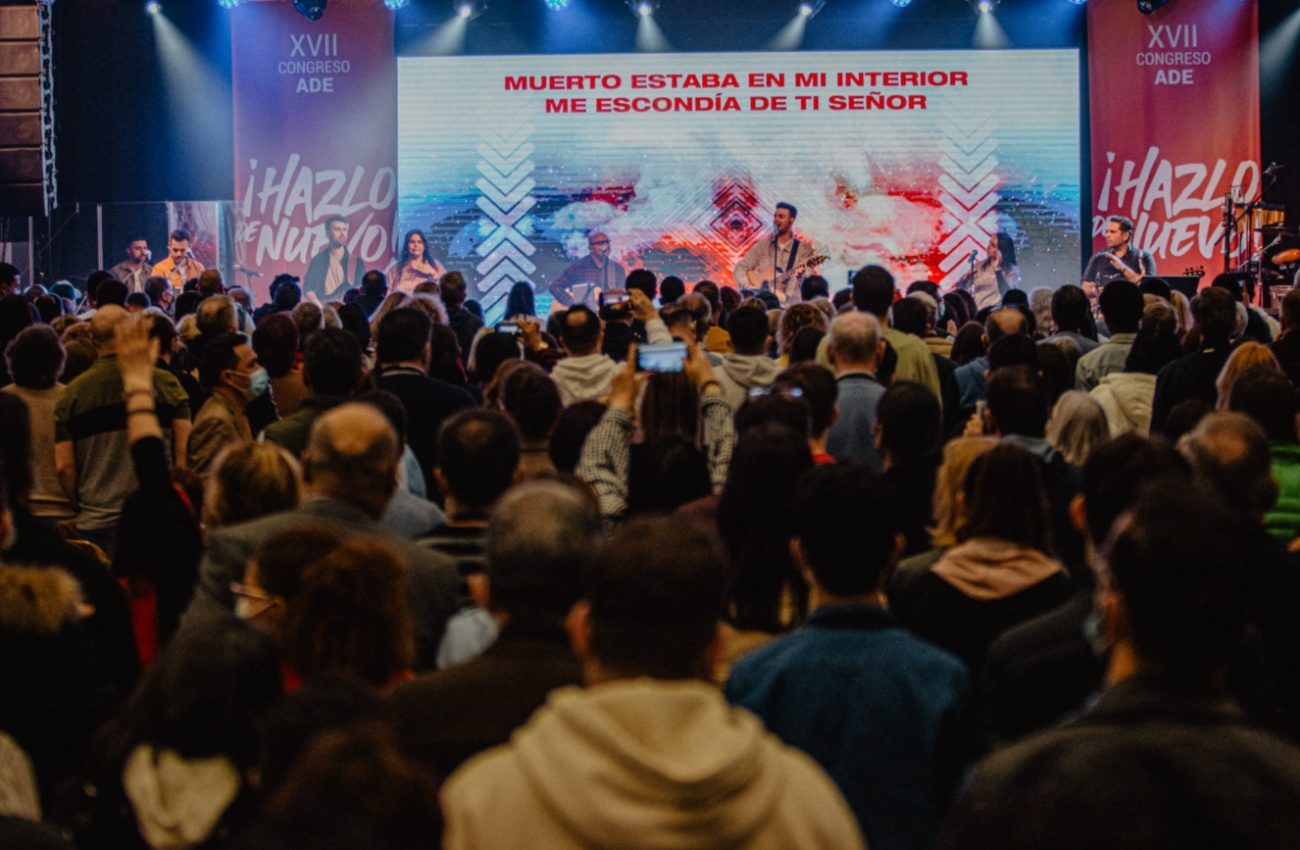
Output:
top-left (545, 0), bottom-right (569, 8)
top-left (453, 0), bottom-right (486, 18)
top-left (145, 1), bottom-right (161, 14)
top-left (1066, 0), bottom-right (1086, 4)
top-left (798, 0), bottom-right (825, 17)
top-left (974, 0), bottom-right (998, 11)
top-left (627, 0), bottom-right (659, 17)
top-left (293, 0), bottom-right (327, 21)
top-left (891, 0), bottom-right (912, 7)
top-left (453, 0), bottom-right (486, 17)
top-left (1137, 0), bottom-right (1168, 13)
top-left (383, 0), bottom-right (410, 9)
top-left (216, 0), bottom-right (243, 9)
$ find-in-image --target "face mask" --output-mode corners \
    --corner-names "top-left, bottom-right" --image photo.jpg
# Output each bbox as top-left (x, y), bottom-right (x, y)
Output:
top-left (234, 596), bottom-right (257, 621)
top-left (239, 367), bottom-right (270, 402)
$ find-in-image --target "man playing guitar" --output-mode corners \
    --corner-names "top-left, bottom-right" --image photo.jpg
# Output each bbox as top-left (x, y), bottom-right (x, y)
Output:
top-left (733, 202), bottom-right (823, 305)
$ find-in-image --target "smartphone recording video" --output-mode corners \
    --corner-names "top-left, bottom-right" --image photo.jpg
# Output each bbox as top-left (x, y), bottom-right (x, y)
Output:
top-left (637, 341), bottom-right (688, 373)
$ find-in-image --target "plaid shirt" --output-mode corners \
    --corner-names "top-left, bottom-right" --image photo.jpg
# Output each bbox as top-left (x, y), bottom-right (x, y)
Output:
top-left (578, 389), bottom-right (735, 519)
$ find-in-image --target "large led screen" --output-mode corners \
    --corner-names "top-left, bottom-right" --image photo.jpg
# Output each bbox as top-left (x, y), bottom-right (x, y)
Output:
top-left (398, 50), bottom-right (1080, 318)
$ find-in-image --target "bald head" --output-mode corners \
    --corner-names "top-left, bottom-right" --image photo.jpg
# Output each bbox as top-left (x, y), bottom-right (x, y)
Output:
top-left (90, 305), bottom-right (130, 353)
top-left (197, 294), bottom-right (236, 337)
top-left (304, 403), bottom-right (399, 517)
top-left (828, 311), bottom-right (882, 370)
top-left (1180, 411), bottom-right (1276, 522)
top-left (986, 307), bottom-right (1027, 345)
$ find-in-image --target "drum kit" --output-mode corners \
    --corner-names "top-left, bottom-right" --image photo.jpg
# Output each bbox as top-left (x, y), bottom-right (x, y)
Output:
top-left (1223, 193), bottom-right (1298, 311)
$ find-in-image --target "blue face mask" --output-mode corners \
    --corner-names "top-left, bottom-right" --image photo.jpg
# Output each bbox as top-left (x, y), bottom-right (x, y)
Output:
top-left (240, 367), bottom-right (270, 402)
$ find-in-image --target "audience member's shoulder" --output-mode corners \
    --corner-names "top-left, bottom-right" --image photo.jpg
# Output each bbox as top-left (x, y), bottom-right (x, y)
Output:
top-left (889, 547), bottom-right (944, 598)
top-left (762, 740), bottom-right (868, 847)
top-left (440, 739), bottom-right (530, 816)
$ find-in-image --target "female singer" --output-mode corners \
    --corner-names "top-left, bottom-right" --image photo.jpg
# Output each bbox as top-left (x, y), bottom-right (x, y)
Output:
top-left (961, 232), bottom-right (1021, 311)
top-left (386, 229), bottom-right (446, 294)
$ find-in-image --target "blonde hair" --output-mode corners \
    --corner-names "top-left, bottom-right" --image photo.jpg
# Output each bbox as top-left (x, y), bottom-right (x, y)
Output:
top-left (1170, 289), bottom-right (1193, 337)
top-left (1216, 341), bottom-right (1282, 410)
top-left (369, 292), bottom-right (411, 340)
top-left (204, 443), bottom-right (303, 529)
top-left (929, 436), bottom-right (999, 549)
top-left (177, 313), bottom-right (200, 343)
top-left (1047, 390), bottom-right (1109, 467)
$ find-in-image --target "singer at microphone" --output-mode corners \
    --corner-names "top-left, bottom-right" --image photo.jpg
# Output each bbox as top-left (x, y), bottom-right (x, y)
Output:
top-left (732, 201), bottom-right (816, 301)
top-left (1081, 214), bottom-right (1156, 291)
top-left (955, 232), bottom-right (1020, 311)
top-left (151, 228), bottom-right (207, 291)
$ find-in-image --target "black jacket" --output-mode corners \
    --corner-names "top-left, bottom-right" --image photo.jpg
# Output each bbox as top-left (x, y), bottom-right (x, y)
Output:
top-left (374, 367), bottom-right (476, 496)
top-left (940, 677), bottom-right (1300, 850)
top-left (385, 620), bottom-right (582, 778)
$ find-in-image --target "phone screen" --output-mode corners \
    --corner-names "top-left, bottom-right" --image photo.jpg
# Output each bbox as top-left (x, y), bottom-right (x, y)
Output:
top-left (637, 342), bottom-right (688, 373)
top-left (496, 321), bottom-right (520, 335)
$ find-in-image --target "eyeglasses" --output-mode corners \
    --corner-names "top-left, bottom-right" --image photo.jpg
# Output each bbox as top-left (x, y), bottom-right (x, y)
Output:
top-left (589, 240), bottom-right (610, 247)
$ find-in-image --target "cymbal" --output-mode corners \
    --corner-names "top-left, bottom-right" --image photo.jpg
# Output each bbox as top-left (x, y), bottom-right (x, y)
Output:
top-left (1274, 248), bottom-right (1300, 265)
top-left (1261, 226), bottom-right (1297, 236)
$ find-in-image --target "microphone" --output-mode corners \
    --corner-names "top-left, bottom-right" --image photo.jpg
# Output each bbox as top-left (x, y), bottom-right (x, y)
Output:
top-left (237, 266), bottom-right (263, 277)
top-left (968, 250), bottom-right (978, 263)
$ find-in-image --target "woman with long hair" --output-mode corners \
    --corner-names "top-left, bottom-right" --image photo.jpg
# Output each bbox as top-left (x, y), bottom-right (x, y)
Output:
top-left (958, 231), bottom-right (1021, 311)
top-left (889, 443), bottom-right (1071, 671)
top-left (716, 423), bottom-right (814, 679)
top-left (1216, 340), bottom-right (1283, 410)
top-left (386, 230), bottom-right (445, 295)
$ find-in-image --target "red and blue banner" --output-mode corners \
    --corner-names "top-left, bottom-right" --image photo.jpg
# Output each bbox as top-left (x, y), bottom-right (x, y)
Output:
top-left (1087, 0), bottom-right (1260, 273)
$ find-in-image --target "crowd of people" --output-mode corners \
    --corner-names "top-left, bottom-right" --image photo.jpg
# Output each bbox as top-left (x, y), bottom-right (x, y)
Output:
top-left (4, 252), bottom-right (1300, 849)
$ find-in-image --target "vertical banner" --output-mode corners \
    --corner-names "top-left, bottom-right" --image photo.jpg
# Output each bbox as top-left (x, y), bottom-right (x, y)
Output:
top-left (1088, 0), bottom-right (1259, 275)
top-left (231, 0), bottom-right (396, 302)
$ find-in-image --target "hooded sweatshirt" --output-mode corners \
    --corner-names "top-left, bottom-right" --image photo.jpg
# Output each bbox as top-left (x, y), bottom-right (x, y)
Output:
top-left (1090, 372), bottom-right (1155, 437)
top-left (551, 353), bottom-right (621, 407)
top-left (551, 319), bottom-right (673, 406)
top-left (122, 746), bottom-right (240, 850)
top-left (442, 679), bottom-right (864, 850)
top-left (715, 354), bottom-right (783, 413)
top-left (891, 537), bottom-right (1072, 670)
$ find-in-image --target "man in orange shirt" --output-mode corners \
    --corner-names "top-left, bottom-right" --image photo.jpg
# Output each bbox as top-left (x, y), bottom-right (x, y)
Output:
top-left (151, 229), bottom-right (206, 290)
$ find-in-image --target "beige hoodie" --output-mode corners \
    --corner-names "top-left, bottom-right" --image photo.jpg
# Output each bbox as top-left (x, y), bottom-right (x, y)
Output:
top-left (442, 679), bottom-right (864, 850)
top-left (1090, 372), bottom-right (1155, 437)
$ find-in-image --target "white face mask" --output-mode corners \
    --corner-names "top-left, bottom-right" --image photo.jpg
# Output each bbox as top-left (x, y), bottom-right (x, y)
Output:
top-left (234, 596), bottom-right (257, 621)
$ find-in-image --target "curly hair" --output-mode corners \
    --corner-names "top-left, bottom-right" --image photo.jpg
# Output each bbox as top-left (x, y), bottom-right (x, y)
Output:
top-left (777, 302), bottom-right (829, 355)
